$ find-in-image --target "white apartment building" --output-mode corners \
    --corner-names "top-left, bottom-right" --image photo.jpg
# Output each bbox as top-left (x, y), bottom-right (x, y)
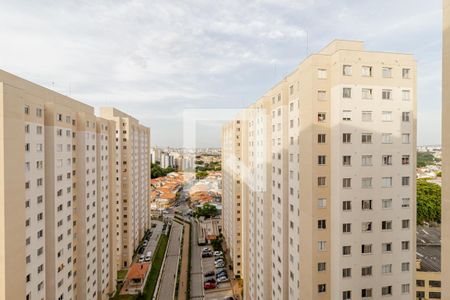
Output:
top-left (222, 40), bottom-right (416, 300)
top-left (0, 70), bottom-right (150, 300)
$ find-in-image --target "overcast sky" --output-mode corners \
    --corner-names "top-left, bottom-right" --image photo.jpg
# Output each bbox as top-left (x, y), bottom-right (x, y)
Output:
top-left (0, 0), bottom-right (442, 147)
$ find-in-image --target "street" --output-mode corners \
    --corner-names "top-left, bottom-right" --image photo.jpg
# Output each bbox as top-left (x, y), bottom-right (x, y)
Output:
top-left (190, 218), bottom-right (204, 299)
top-left (157, 220), bottom-right (183, 300)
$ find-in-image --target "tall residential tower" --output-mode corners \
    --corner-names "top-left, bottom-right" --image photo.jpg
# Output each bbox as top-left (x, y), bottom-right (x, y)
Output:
top-left (222, 40), bottom-right (416, 300)
top-left (0, 70), bottom-right (151, 300)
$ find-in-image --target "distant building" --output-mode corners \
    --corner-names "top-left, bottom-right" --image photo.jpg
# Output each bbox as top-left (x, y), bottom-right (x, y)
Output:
top-left (416, 226), bottom-right (441, 299)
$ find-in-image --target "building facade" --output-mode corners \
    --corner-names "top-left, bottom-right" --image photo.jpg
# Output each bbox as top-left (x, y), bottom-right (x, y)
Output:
top-left (442, 0), bottom-right (450, 299)
top-left (0, 70), bottom-right (150, 300)
top-left (222, 40), bottom-right (416, 300)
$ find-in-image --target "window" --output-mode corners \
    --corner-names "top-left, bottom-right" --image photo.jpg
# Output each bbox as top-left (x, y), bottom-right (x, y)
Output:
top-left (382, 111), bottom-right (393, 122)
top-left (361, 177), bottom-right (372, 188)
top-left (36, 108), bottom-right (42, 117)
top-left (342, 223), bottom-right (351, 233)
top-left (430, 280), bottom-right (441, 288)
top-left (402, 198), bottom-right (410, 208)
top-left (402, 155), bottom-right (410, 165)
top-left (318, 69), bottom-right (327, 79)
top-left (318, 262), bottom-right (326, 272)
top-left (402, 176), bottom-right (410, 186)
top-left (382, 177), bottom-right (393, 187)
top-left (402, 262), bottom-right (410, 271)
top-left (343, 88), bottom-right (352, 98)
top-left (362, 111), bottom-right (372, 122)
top-left (361, 266), bottom-right (372, 276)
top-left (402, 68), bottom-right (411, 79)
top-left (318, 90), bottom-right (327, 101)
top-left (318, 134), bottom-right (326, 143)
top-left (24, 105), bottom-right (30, 114)
top-left (318, 198), bottom-right (327, 208)
top-left (362, 88), bottom-right (373, 99)
top-left (382, 242), bottom-right (392, 252)
top-left (36, 126), bottom-right (42, 135)
top-left (318, 284), bottom-right (326, 293)
top-left (289, 85), bottom-right (294, 95)
top-left (402, 90), bottom-right (411, 101)
top-left (361, 133), bottom-right (372, 144)
top-left (402, 219), bottom-right (410, 229)
top-left (343, 201), bottom-right (351, 211)
top-left (382, 199), bottom-right (392, 209)
top-left (343, 291), bottom-right (351, 300)
top-left (402, 133), bottom-right (410, 144)
top-left (362, 288), bottom-right (373, 298)
top-left (318, 177), bottom-right (326, 187)
top-left (343, 178), bottom-right (351, 188)
top-left (318, 241), bottom-right (326, 251)
top-left (318, 220), bottom-right (326, 229)
top-left (382, 220), bottom-right (392, 230)
top-left (402, 112), bottom-right (410, 122)
top-left (382, 264), bottom-right (392, 274)
top-left (342, 268), bottom-right (351, 278)
top-left (362, 222), bottom-right (372, 232)
top-left (382, 67), bottom-right (392, 78)
top-left (382, 155), bottom-right (393, 166)
top-left (342, 133), bottom-right (351, 143)
top-left (343, 155), bottom-right (351, 166)
top-left (318, 112), bottom-right (326, 122)
top-left (343, 65), bottom-right (352, 76)
top-left (361, 66), bottom-right (372, 77)
top-left (401, 284), bottom-right (410, 294)
top-left (362, 200), bottom-right (372, 210)
top-left (382, 89), bottom-right (392, 100)
top-left (416, 280), bottom-right (425, 287)
top-left (382, 133), bottom-right (393, 144)
top-left (56, 113), bottom-right (63, 121)
top-left (342, 110), bottom-right (351, 121)
top-left (362, 155), bottom-right (372, 166)
top-left (318, 155), bottom-right (326, 165)
top-left (381, 286), bottom-right (392, 296)
top-left (25, 124), bottom-right (30, 133)
top-left (342, 246), bottom-right (351, 255)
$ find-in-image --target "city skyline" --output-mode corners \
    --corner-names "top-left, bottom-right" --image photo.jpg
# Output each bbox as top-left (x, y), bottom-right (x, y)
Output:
top-left (0, 0), bottom-right (442, 147)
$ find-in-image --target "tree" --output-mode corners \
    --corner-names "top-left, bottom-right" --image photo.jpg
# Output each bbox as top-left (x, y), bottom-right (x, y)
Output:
top-left (151, 163), bottom-right (177, 179)
top-left (416, 179), bottom-right (441, 225)
top-left (196, 203), bottom-right (218, 218)
top-left (195, 170), bottom-right (208, 179)
top-left (417, 151), bottom-right (440, 168)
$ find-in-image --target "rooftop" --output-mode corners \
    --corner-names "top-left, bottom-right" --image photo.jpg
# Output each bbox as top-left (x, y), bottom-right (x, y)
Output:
top-left (416, 226), bottom-right (441, 272)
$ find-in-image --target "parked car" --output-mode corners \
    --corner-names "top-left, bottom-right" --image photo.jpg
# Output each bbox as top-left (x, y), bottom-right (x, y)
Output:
top-left (214, 251), bottom-right (223, 256)
top-left (138, 255), bottom-right (145, 263)
top-left (215, 261), bottom-right (225, 268)
top-left (202, 247), bottom-right (210, 252)
top-left (144, 251), bottom-right (152, 262)
top-left (204, 271), bottom-right (215, 277)
top-left (204, 277), bottom-right (216, 284)
top-left (216, 270), bottom-right (227, 278)
top-left (142, 240), bottom-right (148, 246)
top-left (215, 268), bottom-right (226, 273)
top-left (204, 282), bottom-right (216, 290)
top-left (217, 276), bottom-right (230, 283)
top-left (202, 252), bottom-right (213, 258)
top-left (215, 258), bottom-right (224, 263)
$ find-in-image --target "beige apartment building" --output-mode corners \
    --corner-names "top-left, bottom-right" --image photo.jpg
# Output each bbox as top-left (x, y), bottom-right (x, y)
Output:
top-left (0, 69), bottom-right (150, 300)
top-left (442, 0), bottom-right (450, 299)
top-left (222, 40), bottom-right (416, 300)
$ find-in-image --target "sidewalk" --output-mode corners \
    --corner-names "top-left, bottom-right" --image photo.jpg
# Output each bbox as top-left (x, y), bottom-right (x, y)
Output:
top-left (177, 220), bottom-right (190, 300)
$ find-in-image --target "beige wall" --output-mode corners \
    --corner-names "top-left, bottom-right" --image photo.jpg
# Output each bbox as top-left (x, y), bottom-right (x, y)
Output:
top-left (442, 0), bottom-right (450, 299)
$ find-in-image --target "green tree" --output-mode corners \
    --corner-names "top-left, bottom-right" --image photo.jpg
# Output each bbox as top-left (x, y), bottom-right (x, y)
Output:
top-left (195, 170), bottom-right (208, 179)
top-left (416, 179), bottom-right (441, 224)
top-left (196, 203), bottom-right (218, 218)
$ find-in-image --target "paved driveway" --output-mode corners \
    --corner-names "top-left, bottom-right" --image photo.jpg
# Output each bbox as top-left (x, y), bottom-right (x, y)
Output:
top-left (190, 219), bottom-right (204, 299)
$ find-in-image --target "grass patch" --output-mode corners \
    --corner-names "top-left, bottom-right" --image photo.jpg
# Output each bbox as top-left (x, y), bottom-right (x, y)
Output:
top-left (141, 232), bottom-right (170, 298)
top-left (117, 269), bottom-right (128, 281)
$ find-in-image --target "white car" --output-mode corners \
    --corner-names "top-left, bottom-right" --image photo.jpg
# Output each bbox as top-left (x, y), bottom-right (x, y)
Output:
top-left (215, 261), bottom-right (225, 268)
top-left (217, 276), bottom-right (229, 283)
top-left (214, 251), bottom-right (223, 256)
top-left (138, 255), bottom-right (145, 263)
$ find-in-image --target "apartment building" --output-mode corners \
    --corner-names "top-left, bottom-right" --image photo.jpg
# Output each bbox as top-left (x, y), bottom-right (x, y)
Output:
top-left (442, 0), bottom-right (450, 299)
top-left (100, 107), bottom-right (151, 270)
top-left (222, 40), bottom-right (416, 300)
top-left (0, 69), bottom-right (150, 300)
top-left (222, 118), bottom-right (243, 276)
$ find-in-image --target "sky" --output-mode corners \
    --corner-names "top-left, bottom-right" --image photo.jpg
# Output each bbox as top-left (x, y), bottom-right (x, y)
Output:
top-left (0, 0), bottom-right (443, 147)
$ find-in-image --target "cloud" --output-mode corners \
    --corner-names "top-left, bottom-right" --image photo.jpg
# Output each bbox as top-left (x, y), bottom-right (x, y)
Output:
top-left (0, 0), bottom-right (442, 146)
